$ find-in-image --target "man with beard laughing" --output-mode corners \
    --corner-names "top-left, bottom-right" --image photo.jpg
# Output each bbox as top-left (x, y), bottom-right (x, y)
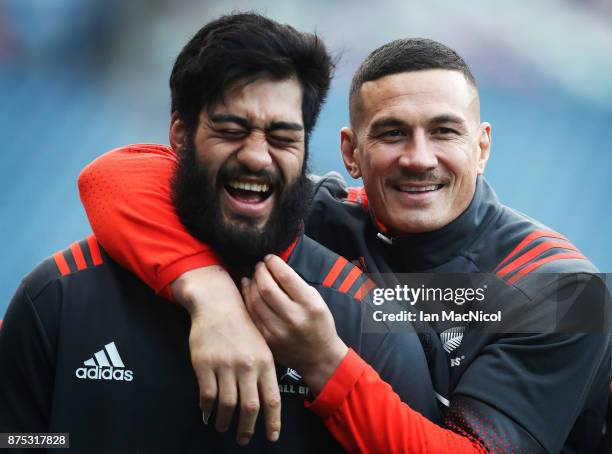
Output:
top-left (172, 94), bottom-right (313, 276)
top-left (0, 13), bottom-right (439, 453)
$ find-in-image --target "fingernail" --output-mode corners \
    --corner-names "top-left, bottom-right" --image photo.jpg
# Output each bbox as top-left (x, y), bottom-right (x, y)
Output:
top-left (241, 277), bottom-right (249, 288)
top-left (270, 431), bottom-right (279, 442)
top-left (237, 437), bottom-right (250, 446)
top-left (202, 412), bottom-right (210, 424)
top-left (264, 254), bottom-right (273, 262)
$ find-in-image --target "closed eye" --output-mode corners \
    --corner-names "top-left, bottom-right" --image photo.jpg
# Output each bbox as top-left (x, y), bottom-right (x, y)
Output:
top-left (266, 132), bottom-right (303, 148)
top-left (219, 129), bottom-right (248, 139)
top-left (269, 135), bottom-right (298, 144)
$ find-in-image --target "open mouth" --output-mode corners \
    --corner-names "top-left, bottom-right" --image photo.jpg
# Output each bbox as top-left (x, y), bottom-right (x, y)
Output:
top-left (395, 184), bottom-right (444, 194)
top-left (225, 179), bottom-right (274, 203)
top-left (222, 179), bottom-right (276, 219)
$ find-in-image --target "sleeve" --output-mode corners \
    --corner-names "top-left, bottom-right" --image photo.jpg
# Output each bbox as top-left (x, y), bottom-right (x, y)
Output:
top-left (0, 282), bottom-right (55, 432)
top-left (306, 350), bottom-right (488, 453)
top-left (78, 144), bottom-right (222, 297)
top-left (306, 276), bottom-right (611, 453)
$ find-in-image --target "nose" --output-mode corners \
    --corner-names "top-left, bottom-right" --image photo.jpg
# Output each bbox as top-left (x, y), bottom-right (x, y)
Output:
top-left (236, 131), bottom-right (273, 172)
top-left (397, 130), bottom-right (438, 171)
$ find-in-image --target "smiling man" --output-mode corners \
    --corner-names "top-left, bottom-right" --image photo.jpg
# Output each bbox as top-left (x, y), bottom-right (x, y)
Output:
top-left (73, 38), bottom-right (609, 453)
top-left (343, 69), bottom-right (488, 235)
top-left (0, 15), bottom-right (440, 453)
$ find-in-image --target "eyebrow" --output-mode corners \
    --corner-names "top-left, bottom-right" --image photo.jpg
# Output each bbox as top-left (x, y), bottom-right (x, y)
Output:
top-left (210, 114), bottom-right (250, 129)
top-left (210, 114), bottom-right (303, 132)
top-left (369, 114), bottom-right (468, 131)
top-left (429, 114), bottom-right (467, 127)
top-left (268, 121), bottom-right (303, 132)
top-left (369, 117), bottom-right (408, 130)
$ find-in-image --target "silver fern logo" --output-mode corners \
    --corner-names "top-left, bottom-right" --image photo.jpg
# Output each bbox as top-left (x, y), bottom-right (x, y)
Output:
top-left (440, 326), bottom-right (465, 354)
top-left (280, 368), bottom-right (302, 382)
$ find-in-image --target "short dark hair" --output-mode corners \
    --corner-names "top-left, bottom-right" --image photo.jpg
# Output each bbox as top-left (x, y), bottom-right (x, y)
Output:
top-left (349, 38), bottom-right (477, 127)
top-left (170, 12), bottom-right (333, 144)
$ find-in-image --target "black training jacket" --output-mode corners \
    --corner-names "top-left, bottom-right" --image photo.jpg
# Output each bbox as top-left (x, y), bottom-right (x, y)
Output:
top-left (0, 234), bottom-right (439, 453)
top-left (306, 174), bottom-right (611, 454)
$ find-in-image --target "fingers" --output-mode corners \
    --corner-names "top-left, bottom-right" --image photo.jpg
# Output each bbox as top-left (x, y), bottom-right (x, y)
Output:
top-left (198, 368), bottom-right (217, 424)
top-left (186, 283), bottom-right (283, 446)
top-left (240, 277), bottom-right (282, 444)
top-left (244, 276), bottom-right (286, 337)
top-left (236, 372), bottom-right (260, 446)
top-left (215, 369), bottom-right (238, 433)
top-left (263, 255), bottom-right (315, 302)
top-left (260, 365), bottom-right (282, 442)
top-left (252, 261), bottom-right (295, 317)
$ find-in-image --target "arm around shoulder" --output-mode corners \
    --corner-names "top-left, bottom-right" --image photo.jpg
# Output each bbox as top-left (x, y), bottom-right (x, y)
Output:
top-left (77, 144), bottom-right (222, 295)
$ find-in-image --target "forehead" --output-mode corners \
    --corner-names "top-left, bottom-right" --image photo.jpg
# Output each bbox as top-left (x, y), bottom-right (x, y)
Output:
top-left (359, 70), bottom-right (479, 127)
top-left (211, 77), bottom-right (304, 125)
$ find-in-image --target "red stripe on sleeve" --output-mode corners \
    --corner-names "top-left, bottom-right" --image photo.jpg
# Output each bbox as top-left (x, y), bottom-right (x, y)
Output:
top-left (70, 242), bottom-right (88, 271)
top-left (87, 235), bottom-right (104, 266)
top-left (493, 230), bottom-right (568, 272)
top-left (507, 252), bottom-right (586, 285)
top-left (322, 257), bottom-right (348, 287)
top-left (53, 252), bottom-right (71, 276)
top-left (496, 240), bottom-right (578, 278)
top-left (354, 279), bottom-right (377, 301)
top-left (338, 267), bottom-right (362, 293)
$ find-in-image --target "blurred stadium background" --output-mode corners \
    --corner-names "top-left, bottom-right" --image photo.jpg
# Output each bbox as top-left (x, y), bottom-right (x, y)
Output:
top-left (1, 0), bottom-right (611, 315)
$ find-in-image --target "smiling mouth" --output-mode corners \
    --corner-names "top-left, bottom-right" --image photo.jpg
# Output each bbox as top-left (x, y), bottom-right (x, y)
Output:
top-left (225, 179), bottom-right (274, 204)
top-left (395, 184), bottom-right (444, 194)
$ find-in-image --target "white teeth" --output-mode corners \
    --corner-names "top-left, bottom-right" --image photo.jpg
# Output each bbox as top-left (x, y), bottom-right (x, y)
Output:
top-left (399, 184), bottom-right (440, 192)
top-left (228, 180), bottom-right (270, 192)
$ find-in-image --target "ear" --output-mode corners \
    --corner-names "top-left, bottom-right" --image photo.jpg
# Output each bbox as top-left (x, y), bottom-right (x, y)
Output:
top-left (169, 112), bottom-right (187, 151)
top-left (476, 122), bottom-right (492, 174)
top-left (340, 127), bottom-right (362, 179)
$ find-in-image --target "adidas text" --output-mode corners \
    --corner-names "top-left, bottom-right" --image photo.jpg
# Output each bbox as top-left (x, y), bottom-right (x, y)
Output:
top-left (76, 366), bottom-right (134, 381)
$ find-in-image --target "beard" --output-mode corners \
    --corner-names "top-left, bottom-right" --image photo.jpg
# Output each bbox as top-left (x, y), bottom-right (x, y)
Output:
top-left (171, 138), bottom-right (313, 274)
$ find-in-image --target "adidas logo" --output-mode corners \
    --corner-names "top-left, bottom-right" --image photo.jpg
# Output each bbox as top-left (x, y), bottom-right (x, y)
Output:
top-left (75, 342), bottom-right (134, 382)
top-left (440, 326), bottom-right (465, 354)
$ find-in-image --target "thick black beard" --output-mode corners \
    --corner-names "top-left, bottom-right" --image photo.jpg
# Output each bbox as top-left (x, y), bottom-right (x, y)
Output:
top-left (171, 139), bottom-right (313, 275)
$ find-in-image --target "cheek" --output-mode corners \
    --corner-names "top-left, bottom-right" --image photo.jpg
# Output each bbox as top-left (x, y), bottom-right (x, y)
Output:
top-left (196, 140), bottom-right (233, 168)
top-left (440, 147), bottom-right (478, 181)
top-left (361, 148), bottom-right (391, 183)
top-left (272, 150), bottom-right (304, 182)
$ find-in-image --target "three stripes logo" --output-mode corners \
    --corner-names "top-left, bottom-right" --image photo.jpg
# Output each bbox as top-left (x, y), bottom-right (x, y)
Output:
top-left (75, 342), bottom-right (134, 382)
top-left (493, 230), bottom-right (585, 285)
top-left (321, 256), bottom-right (376, 301)
top-left (440, 326), bottom-right (465, 354)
